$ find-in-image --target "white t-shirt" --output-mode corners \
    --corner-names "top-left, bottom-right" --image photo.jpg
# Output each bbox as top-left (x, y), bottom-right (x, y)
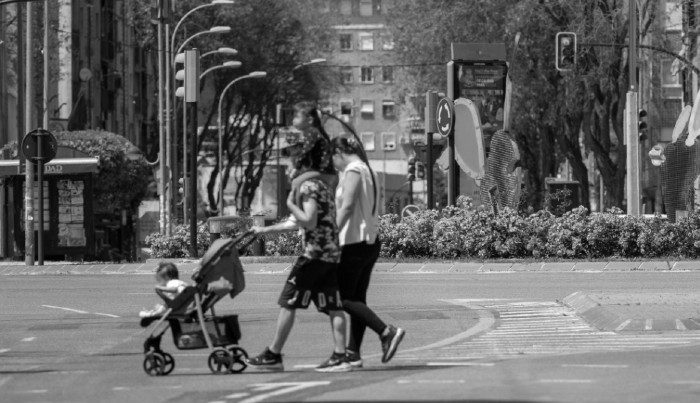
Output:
top-left (165, 279), bottom-right (188, 299)
top-left (336, 160), bottom-right (378, 246)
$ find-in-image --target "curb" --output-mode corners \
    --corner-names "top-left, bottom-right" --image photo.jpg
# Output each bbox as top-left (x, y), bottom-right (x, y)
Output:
top-left (563, 291), bottom-right (700, 332)
top-left (3, 260), bottom-right (700, 276)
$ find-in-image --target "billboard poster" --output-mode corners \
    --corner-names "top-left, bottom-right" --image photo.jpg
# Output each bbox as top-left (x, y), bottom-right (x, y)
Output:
top-left (457, 63), bottom-right (508, 155)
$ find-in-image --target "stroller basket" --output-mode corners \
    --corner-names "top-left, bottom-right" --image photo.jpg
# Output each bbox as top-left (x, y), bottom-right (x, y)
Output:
top-left (170, 315), bottom-right (241, 350)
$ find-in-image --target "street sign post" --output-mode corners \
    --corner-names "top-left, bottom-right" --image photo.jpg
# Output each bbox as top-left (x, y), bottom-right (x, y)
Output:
top-left (21, 128), bottom-right (57, 265)
top-left (436, 98), bottom-right (454, 137)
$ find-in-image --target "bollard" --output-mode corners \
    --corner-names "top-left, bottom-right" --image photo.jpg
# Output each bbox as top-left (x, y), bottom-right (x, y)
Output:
top-left (251, 214), bottom-right (265, 256)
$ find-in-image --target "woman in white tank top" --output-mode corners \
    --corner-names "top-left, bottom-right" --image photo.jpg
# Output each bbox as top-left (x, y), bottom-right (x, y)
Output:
top-left (331, 137), bottom-right (405, 368)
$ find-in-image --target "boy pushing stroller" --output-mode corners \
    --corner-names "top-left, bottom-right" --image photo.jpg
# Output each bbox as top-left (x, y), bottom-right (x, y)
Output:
top-left (246, 103), bottom-right (352, 373)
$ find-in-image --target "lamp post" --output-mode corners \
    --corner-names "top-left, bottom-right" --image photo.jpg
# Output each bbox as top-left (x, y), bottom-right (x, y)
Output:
top-left (175, 59), bottom-right (242, 225)
top-left (217, 71), bottom-right (267, 216)
top-left (165, 26), bottom-right (230, 231)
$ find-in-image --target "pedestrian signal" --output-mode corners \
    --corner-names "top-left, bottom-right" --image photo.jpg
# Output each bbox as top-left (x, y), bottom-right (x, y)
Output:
top-left (555, 32), bottom-right (577, 72)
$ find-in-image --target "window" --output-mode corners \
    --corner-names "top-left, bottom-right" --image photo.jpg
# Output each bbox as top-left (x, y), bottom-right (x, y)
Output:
top-left (340, 33), bottom-right (352, 51)
top-left (360, 99), bottom-right (375, 116)
top-left (361, 66), bottom-right (374, 83)
top-left (665, 0), bottom-right (682, 32)
top-left (358, 32), bottom-right (374, 51)
top-left (382, 132), bottom-right (396, 151)
top-left (340, 99), bottom-right (353, 116)
top-left (382, 66), bottom-right (393, 83)
top-left (340, 0), bottom-right (352, 15)
top-left (381, 33), bottom-right (394, 50)
top-left (361, 132), bottom-right (375, 151)
top-left (382, 100), bottom-right (396, 119)
top-left (360, 0), bottom-right (373, 16)
top-left (661, 59), bottom-right (680, 87)
top-left (341, 67), bottom-right (354, 84)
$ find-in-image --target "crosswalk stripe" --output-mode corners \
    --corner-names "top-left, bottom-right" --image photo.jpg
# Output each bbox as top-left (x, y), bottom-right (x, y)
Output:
top-left (394, 299), bottom-right (700, 362)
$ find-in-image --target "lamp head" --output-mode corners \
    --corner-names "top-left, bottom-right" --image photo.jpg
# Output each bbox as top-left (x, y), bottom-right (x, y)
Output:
top-left (210, 26), bottom-right (231, 33)
top-left (175, 87), bottom-right (185, 98)
top-left (175, 70), bottom-right (185, 81)
top-left (223, 61), bottom-right (242, 68)
top-left (249, 71), bottom-right (267, 78)
top-left (212, 0), bottom-right (235, 4)
top-left (174, 53), bottom-right (185, 64)
top-left (218, 47), bottom-right (238, 56)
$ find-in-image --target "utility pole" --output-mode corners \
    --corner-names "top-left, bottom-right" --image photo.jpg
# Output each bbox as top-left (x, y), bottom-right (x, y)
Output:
top-left (626, 0), bottom-right (640, 216)
top-left (24, 1), bottom-right (34, 266)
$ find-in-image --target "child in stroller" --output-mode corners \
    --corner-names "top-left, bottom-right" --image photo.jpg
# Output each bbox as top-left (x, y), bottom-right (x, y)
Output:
top-left (140, 232), bottom-right (255, 376)
top-left (139, 262), bottom-right (189, 318)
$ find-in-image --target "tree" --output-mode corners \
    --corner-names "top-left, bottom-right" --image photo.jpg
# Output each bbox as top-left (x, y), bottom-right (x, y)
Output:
top-left (164, 0), bottom-right (334, 215)
top-left (386, 0), bottom-right (662, 210)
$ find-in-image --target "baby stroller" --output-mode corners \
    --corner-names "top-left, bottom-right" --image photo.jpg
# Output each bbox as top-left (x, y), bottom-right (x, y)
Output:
top-left (140, 231), bottom-right (256, 376)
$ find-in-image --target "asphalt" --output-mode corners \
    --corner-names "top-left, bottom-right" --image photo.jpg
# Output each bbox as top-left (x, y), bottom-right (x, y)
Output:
top-left (3, 258), bottom-right (700, 333)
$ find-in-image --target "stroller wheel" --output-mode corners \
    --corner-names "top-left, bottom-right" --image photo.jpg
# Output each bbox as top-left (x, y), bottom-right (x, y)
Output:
top-left (208, 349), bottom-right (233, 374)
top-left (161, 352), bottom-right (175, 375)
top-left (228, 346), bottom-right (248, 373)
top-left (143, 352), bottom-right (166, 376)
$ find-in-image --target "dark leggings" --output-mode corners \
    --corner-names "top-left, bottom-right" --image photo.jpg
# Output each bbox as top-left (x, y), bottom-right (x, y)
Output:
top-left (338, 240), bottom-right (386, 353)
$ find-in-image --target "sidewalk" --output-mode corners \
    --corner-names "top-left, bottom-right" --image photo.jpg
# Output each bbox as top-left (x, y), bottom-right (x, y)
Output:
top-left (1, 258), bottom-right (699, 276)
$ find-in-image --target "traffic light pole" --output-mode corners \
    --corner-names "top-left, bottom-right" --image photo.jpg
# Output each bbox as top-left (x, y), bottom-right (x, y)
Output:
top-left (626, 0), bottom-right (640, 217)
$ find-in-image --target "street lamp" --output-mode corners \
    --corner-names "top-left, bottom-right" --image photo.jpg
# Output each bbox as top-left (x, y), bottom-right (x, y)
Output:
top-left (176, 60), bottom-right (242, 81)
top-left (175, 26), bottom-right (231, 57)
top-left (291, 58), bottom-right (327, 72)
top-left (217, 71), bottom-right (267, 215)
top-left (202, 47), bottom-right (238, 59)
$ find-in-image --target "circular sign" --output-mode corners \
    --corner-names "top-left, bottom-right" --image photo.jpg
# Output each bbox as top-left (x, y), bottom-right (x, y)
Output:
top-left (79, 67), bottom-right (93, 82)
top-left (22, 129), bottom-right (58, 163)
top-left (436, 98), bottom-right (454, 137)
top-left (401, 204), bottom-right (421, 219)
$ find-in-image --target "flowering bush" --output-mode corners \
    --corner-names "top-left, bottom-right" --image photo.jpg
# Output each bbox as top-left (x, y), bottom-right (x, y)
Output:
top-left (146, 203), bottom-right (700, 260)
top-left (145, 222), bottom-right (211, 258)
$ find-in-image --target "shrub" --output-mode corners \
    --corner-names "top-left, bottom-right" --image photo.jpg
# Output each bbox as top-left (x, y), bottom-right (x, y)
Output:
top-left (145, 222), bottom-right (211, 258)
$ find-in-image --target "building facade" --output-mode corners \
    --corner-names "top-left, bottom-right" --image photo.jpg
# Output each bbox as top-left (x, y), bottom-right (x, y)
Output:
top-left (320, 0), bottom-right (427, 214)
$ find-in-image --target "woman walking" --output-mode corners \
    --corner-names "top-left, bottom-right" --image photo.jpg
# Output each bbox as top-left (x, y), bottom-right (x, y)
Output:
top-left (331, 136), bottom-right (405, 368)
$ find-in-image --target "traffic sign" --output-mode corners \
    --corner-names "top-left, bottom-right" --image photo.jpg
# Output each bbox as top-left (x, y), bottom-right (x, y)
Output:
top-left (21, 129), bottom-right (58, 163)
top-left (436, 98), bottom-right (454, 137)
top-left (401, 204), bottom-right (421, 219)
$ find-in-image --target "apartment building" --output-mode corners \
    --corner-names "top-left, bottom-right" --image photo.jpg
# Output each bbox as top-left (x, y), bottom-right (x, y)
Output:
top-left (0, 1), bottom-right (154, 152)
top-left (320, 0), bottom-right (423, 214)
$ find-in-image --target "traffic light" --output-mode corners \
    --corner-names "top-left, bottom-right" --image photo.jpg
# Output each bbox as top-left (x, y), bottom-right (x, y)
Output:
top-left (555, 32), bottom-right (577, 71)
top-left (638, 109), bottom-right (648, 141)
top-left (415, 161), bottom-right (426, 180)
top-left (407, 156), bottom-right (416, 181)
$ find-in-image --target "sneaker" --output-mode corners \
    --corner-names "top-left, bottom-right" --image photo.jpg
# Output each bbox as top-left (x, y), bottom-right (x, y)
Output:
top-left (315, 352), bottom-right (352, 373)
top-left (346, 350), bottom-right (363, 368)
top-left (246, 347), bottom-right (284, 371)
top-left (380, 325), bottom-right (405, 363)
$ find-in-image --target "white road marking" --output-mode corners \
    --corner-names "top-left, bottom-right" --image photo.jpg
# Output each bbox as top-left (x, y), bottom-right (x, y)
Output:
top-left (561, 364), bottom-right (629, 368)
top-left (0, 376), bottom-right (11, 388)
top-left (426, 362), bottom-right (495, 367)
top-left (225, 393), bottom-right (250, 399)
top-left (670, 380), bottom-right (700, 385)
top-left (18, 389), bottom-right (48, 394)
top-left (395, 299), bottom-right (700, 363)
top-left (41, 305), bottom-right (88, 314)
top-left (538, 379), bottom-right (593, 384)
top-left (397, 379), bottom-right (466, 384)
top-left (94, 312), bottom-right (120, 318)
top-left (0, 348), bottom-right (9, 353)
top-left (241, 382), bottom-right (331, 403)
top-left (21, 337), bottom-right (35, 342)
top-left (293, 364), bottom-right (319, 369)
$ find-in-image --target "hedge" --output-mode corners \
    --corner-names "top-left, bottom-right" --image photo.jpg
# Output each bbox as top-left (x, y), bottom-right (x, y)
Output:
top-left (145, 196), bottom-right (700, 260)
